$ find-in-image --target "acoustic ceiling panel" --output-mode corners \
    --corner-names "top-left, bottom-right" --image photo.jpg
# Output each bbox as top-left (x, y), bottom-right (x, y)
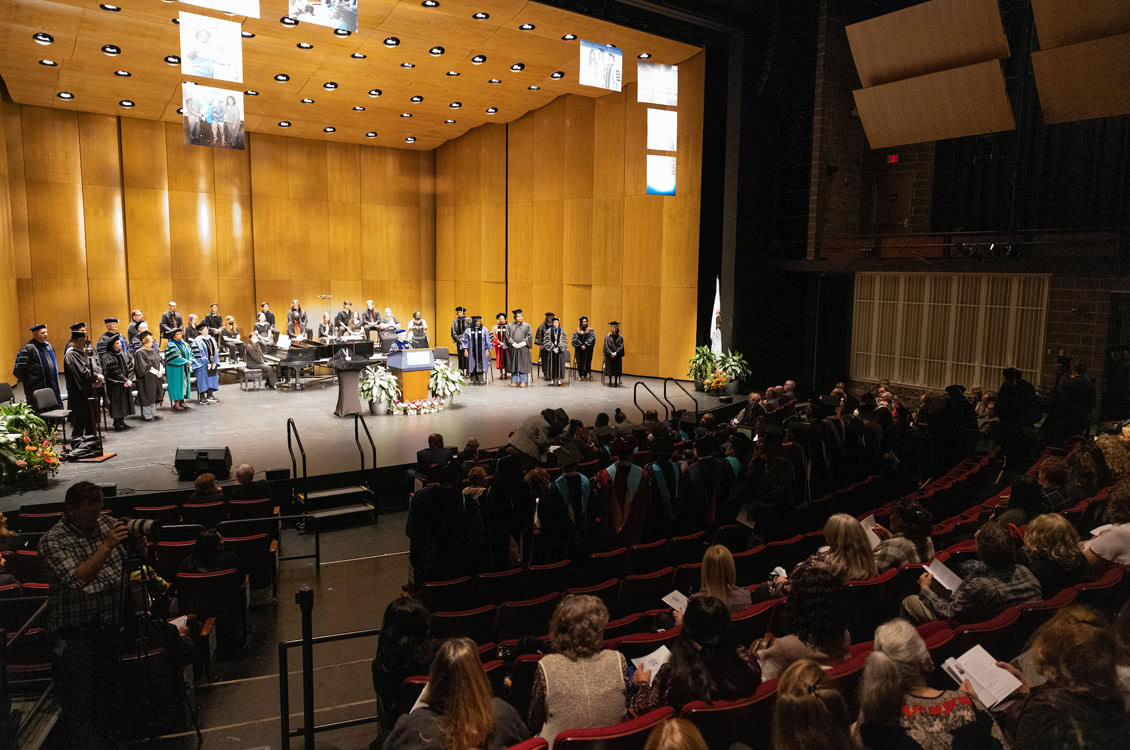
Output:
top-left (1031, 0), bottom-right (1130, 50)
top-left (846, 0), bottom-right (1009, 88)
top-left (853, 60), bottom-right (1015, 149)
top-left (1032, 32), bottom-right (1130, 125)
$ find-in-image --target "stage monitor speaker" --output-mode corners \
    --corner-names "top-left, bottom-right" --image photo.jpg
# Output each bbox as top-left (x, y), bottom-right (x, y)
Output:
top-left (175, 447), bottom-right (233, 480)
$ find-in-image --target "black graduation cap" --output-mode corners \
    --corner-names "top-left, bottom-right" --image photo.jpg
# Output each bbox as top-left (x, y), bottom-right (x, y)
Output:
top-left (544, 311), bottom-right (554, 317)
top-left (552, 317), bottom-right (560, 322)
top-left (104, 317), bottom-right (118, 323)
top-left (471, 314), bottom-right (483, 321)
top-left (70, 330), bottom-right (86, 341)
top-left (70, 322), bottom-right (86, 331)
top-left (945, 384), bottom-right (966, 397)
top-left (609, 320), bottom-right (620, 326)
top-left (1003, 367), bottom-right (1022, 379)
top-left (195, 321), bottom-right (208, 331)
top-left (455, 306), bottom-right (466, 312)
top-left (496, 312), bottom-right (507, 319)
top-left (579, 316), bottom-right (588, 322)
top-left (512, 308), bottom-right (523, 315)
top-left (29, 324), bottom-right (46, 332)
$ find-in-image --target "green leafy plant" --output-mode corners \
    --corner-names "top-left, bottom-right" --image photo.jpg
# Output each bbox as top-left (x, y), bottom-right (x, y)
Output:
top-left (716, 350), bottom-right (752, 384)
top-left (687, 345), bottom-right (717, 382)
top-left (359, 365), bottom-right (401, 404)
top-left (429, 363), bottom-right (466, 400)
top-left (0, 403), bottom-right (61, 484)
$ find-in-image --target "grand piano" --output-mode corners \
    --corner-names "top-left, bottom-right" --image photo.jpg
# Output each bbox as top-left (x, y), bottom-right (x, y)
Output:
top-left (265, 338), bottom-right (385, 390)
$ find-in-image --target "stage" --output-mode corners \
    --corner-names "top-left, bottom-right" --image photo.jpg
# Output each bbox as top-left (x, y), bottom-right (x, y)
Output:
top-left (1, 366), bottom-right (720, 510)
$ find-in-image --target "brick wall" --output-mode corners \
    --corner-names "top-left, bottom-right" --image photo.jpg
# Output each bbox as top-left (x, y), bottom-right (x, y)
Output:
top-left (859, 141), bottom-right (936, 234)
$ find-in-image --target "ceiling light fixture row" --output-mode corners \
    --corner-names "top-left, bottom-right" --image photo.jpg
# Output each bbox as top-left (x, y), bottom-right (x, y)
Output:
top-left (368, 89), bottom-right (382, 97)
top-left (101, 44), bottom-right (120, 56)
top-left (242, 31), bottom-right (255, 38)
top-left (519, 23), bottom-right (535, 31)
top-left (411, 95), bottom-right (424, 102)
top-left (422, 1), bottom-right (439, 7)
top-left (550, 71), bottom-right (565, 79)
top-left (510, 62), bottom-right (524, 71)
top-left (164, 55), bottom-right (180, 64)
top-left (323, 81), bottom-right (338, 89)
top-left (301, 97), bottom-right (314, 103)
top-left (297, 42), bottom-right (313, 49)
top-left (472, 12), bottom-right (489, 19)
top-left (278, 121), bottom-right (291, 127)
top-left (280, 16), bottom-right (298, 27)
top-left (401, 62), bottom-right (415, 68)
top-left (56, 91), bottom-right (74, 100)
top-left (99, 3), bottom-right (120, 11)
top-left (245, 89), bottom-right (258, 95)
top-left (366, 132), bottom-right (377, 138)
top-left (488, 78), bottom-right (500, 84)
top-left (384, 37), bottom-right (400, 47)
top-left (638, 52), bottom-right (651, 59)
top-left (119, 99), bottom-right (134, 108)
top-left (562, 34), bottom-right (577, 41)
top-left (351, 52), bottom-right (366, 59)
top-left (353, 106), bottom-right (365, 111)
top-left (275, 73), bottom-right (290, 81)
top-left (335, 29), bottom-right (351, 37)
top-left (33, 32), bottom-right (54, 45)
top-left (429, 46), bottom-right (444, 56)
top-left (405, 136), bottom-right (416, 142)
top-left (38, 59), bottom-right (57, 66)
top-left (114, 70), bottom-right (131, 77)
top-left (446, 71), bottom-right (460, 77)
top-left (472, 55), bottom-right (486, 64)
top-left (324, 126), bottom-right (335, 133)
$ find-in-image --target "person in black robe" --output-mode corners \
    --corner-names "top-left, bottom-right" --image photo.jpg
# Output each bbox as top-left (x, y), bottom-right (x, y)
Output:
top-left (286, 300), bottom-right (309, 340)
top-left (202, 303), bottom-right (223, 336)
top-left (534, 311), bottom-right (554, 380)
top-left (95, 317), bottom-right (122, 359)
top-left (101, 335), bottom-right (135, 430)
top-left (459, 315), bottom-right (493, 385)
top-left (259, 301), bottom-right (276, 329)
top-left (603, 321), bottom-right (625, 386)
top-left (316, 312), bottom-right (334, 342)
top-left (132, 331), bottom-right (164, 421)
top-left (572, 316), bottom-right (596, 380)
top-left (543, 317), bottom-right (568, 385)
top-left (63, 330), bottom-right (100, 443)
top-left (159, 302), bottom-right (183, 344)
top-left (996, 367), bottom-right (1037, 467)
top-left (334, 300), bottom-right (353, 331)
top-left (13, 324), bottom-right (61, 405)
top-left (406, 460), bottom-right (486, 586)
top-left (1047, 362), bottom-right (1096, 442)
top-left (450, 307), bottom-right (470, 372)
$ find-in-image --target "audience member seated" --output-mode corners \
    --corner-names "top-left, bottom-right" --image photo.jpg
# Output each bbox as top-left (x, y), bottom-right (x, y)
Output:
top-left (1116, 601), bottom-right (1130, 710)
top-left (415, 434), bottom-right (457, 489)
top-left (592, 412), bottom-right (613, 441)
top-left (871, 498), bottom-right (935, 572)
top-left (643, 719), bottom-right (709, 750)
top-left (528, 595), bottom-right (628, 739)
top-left (855, 618), bottom-right (1007, 749)
top-left (772, 660), bottom-right (856, 750)
top-left (459, 438), bottom-right (481, 465)
top-left (756, 566), bottom-right (850, 682)
top-left (613, 407), bottom-right (635, 437)
top-left (901, 521), bottom-right (1041, 625)
top-left (630, 595), bottom-right (761, 713)
top-left (187, 472), bottom-right (225, 506)
top-left (1066, 450), bottom-right (1100, 499)
top-left (0, 511), bottom-right (22, 552)
top-left (731, 392), bottom-right (766, 428)
top-left (179, 530), bottom-right (241, 574)
top-left (0, 555), bottom-right (16, 586)
top-left (693, 413), bottom-right (717, 440)
top-left (1083, 480), bottom-right (1130, 569)
top-left (382, 637), bottom-right (529, 750)
top-left (998, 606), bottom-right (1130, 748)
top-left (371, 597), bottom-right (437, 742)
top-left (228, 463), bottom-right (272, 501)
top-left (681, 545), bottom-right (751, 619)
top-left (1096, 434), bottom-right (1130, 481)
top-left (407, 460), bottom-right (486, 588)
top-left (762, 514), bottom-right (877, 599)
top-left (1020, 514), bottom-right (1094, 597)
top-left (1036, 457), bottom-right (1079, 512)
top-left (993, 476), bottom-right (1045, 528)
top-left (462, 466), bottom-right (489, 505)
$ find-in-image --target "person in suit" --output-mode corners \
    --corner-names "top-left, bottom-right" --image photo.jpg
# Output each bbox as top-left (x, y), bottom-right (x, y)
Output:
top-left (230, 463), bottom-right (272, 501)
top-left (159, 301), bottom-right (183, 345)
top-left (413, 433), bottom-right (457, 489)
top-left (360, 300), bottom-right (380, 338)
top-left (126, 309), bottom-right (144, 348)
top-left (334, 301), bottom-right (353, 331)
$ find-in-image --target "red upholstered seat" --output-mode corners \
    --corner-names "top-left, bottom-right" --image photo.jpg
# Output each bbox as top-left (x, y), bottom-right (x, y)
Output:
top-left (566, 578), bottom-right (620, 615)
top-left (826, 648), bottom-right (870, 716)
top-left (761, 535), bottom-right (807, 574)
top-left (731, 546), bottom-right (766, 587)
top-left (667, 531), bottom-right (706, 567)
top-left (7, 550), bottom-right (46, 583)
top-left (497, 593), bottom-right (560, 642)
top-left (155, 540), bottom-right (196, 583)
top-left (475, 568), bottom-right (525, 605)
top-left (175, 568), bottom-right (247, 649)
top-left (553, 706), bottom-right (675, 749)
top-left (626, 539), bottom-right (669, 576)
top-left (418, 575), bottom-right (473, 612)
top-left (712, 524), bottom-right (749, 553)
top-left (586, 547), bottom-right (629, 586)
top-left (609, 627), bottom-right (682, 660)
top-left (680, 680), bottom-right (778, 750)
top-left (505, 740), bottom-right (549, 750)
top-left (220, 533), bottom-right (276, 592)
top-left (618, 567), bottom-right (675, 617)
top-left (674, 563), bottom-right (701, 596)
top-left (526, 559), bottom-right (572, 599)
top-left (1074, 565), bottom-right (1128, 616)
top-left (510, 654), bottom-right (546, 723)
top-left (131, 504), bottom-right (181, 524)
top-left (1009, 587), bottom-right (1078, 661)
top-left (227, 498), bottom-right (277, 521)
top-left (730, 598), bottom-right (783, 646)
top-left (844, 567), bottom-right (901, 642)
top-left (603, 612), bottom-right (643, 641)
top-left (431, 604), bottom-right (497, 646)
top-left (12, 511), bottom-right (62, 534)
top-left (180, 501), bottom-right (228, 528)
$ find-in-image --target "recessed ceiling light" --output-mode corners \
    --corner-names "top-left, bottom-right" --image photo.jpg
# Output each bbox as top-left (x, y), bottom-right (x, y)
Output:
top-left (638, 52), bottom-right (652, 59)
top-left (366, 131), bottom-right (377, 138)
top-left (33, 32), bottom-right (54, 45)
top-left (510, 63), bottom-right (525, 71)
top-left (38, 59), bottom-right (57, 67)
top-left (446, 70), bottom-right (460, 77)
top-left (241, 31), bottom-right (255, 38)
top-left (101, 44), bottom-right (121, 56)
top-left (449, 101), bottom-right (462, 108)
top-left (400, 112), bottom-right (412, 118)
top-left (401, 62), bottom-right (415, 68)
top-left (99, 4), bottom-right (121, 11)
top-left (550, 71), bottom-right (564, 79)
top-left (422, 0), bottom-right (439, 6)
top-left (280, 16), bottom-right (298, 27)
top-left (275, 73), bottom-right (290, 81)
top-left (334, 28), bottom-right (351, 37)
top-left (444, 119), bottom-right (456, 124)
top-left (297, 42), bottom-right (313, 49)
top-left (164, 55), bottom-right (180, 65)
top-left (368, 88), bottom-right (382, 97)
top-left (118, 99), bottom-right (134, 108)
top-left (471, 55), bottom-right (486, 64)
top-left (519, 23), bottom-right (535, 31)
top-left (56, 91), bottom-right (74, 100)
top-left (410, 95), bottom-right (423, 102)
top-left (245, 89), bottom-right (258, 95)
top-left (528, 85), bottom-right (540, 90)
top-left (351, 52), bottom-right (367, 59)
top-left (485, 107), bottom-right (498, 114)
top-left (278, 121), bottom-right (291, 127)
top-left (562, 34), bottom-right (577, 41)
top-left (429, 46), bottom-right (445, 56)
top-left (323, 126), bottom-right (336, 133)
top-left (301, 98), bottom-right (315, 103)
top-left (383, 37), bottom-right (400, 47)
top-left (176, 107), bottom-right (183, 114)
top-left (323, 81), bottom-right (338, 89)
top-left (488, 78), bottom-right (501, 84)
top-left (606, 43), bottom-right (618, 48)
top-left (114, 70), bottom-right (132, 77)
top-left (352, 105), bottom-right (365, 111)
top-left (171, 18), bottom-right (179, 24)
top-left (405, 136), bottom-right (416, 143)
top-left (472, 12), bottom-right (489, 20)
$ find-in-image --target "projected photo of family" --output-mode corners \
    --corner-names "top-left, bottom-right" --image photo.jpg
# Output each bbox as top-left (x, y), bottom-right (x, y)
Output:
top-left (289, 0), bottom-right (358, 33)
top-left (579, 40), bottom-right (623, 93)
top-left (180, 12), bottom-right (243, 84)
top-left (182, 83), bottom-right (245, 150)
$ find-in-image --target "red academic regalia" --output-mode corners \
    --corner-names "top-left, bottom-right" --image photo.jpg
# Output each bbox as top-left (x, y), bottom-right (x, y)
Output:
top-left (593, 462), bottom-right (651, 550)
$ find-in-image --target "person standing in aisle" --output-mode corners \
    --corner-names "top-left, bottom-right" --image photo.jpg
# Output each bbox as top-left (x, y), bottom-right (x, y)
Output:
top-left (572, 316), bottom-right (596, 381)
top-left (603, 321), bottom-right (625, 387)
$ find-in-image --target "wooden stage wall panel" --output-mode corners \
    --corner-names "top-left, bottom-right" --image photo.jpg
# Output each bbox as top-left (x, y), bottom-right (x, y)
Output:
top-left (1032, 32), bottom-right (1130, 125)
top-left (1030, 0), bottom-right (1130, 50)
top-left (0, 102), bottom-right (22, 379)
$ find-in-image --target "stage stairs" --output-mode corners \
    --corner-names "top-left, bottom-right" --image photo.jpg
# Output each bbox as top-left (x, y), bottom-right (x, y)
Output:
top-left (288, 416), bottom-right (379, 526)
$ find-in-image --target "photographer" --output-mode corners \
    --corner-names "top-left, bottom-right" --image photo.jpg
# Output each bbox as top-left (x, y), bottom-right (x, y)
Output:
top-left (38, 481), bottom-right (128, 749)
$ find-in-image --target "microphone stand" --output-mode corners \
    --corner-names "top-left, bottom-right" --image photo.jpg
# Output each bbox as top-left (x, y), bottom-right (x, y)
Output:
top-left (85, 342), bottom-right (106, 458)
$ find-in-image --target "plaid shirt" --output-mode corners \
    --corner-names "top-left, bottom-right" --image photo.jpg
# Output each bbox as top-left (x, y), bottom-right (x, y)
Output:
top-left (38, 514), bottom-right (126, 631)
top-left (873, 535), bottom-right (935, 572)
top-left (921, 563), bottom-right (1042, 624)
top-left (1040, 485), bottom-right (1069, 513)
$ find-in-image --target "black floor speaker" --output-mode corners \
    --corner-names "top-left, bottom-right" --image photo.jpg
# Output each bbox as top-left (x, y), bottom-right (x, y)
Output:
top-left (174, 447), bottom-right (233, 480)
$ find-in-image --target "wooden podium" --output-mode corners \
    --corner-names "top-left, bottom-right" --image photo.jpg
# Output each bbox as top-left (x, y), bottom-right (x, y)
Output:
top-left (388, 348), bottom-right (435, 401)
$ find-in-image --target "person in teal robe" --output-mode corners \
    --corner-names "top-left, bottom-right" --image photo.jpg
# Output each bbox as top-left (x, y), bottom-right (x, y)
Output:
top-left (164, 328), bottom-right (193, 411)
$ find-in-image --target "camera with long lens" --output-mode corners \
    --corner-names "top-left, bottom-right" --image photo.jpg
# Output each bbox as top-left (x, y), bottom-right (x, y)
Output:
top-left (121, 517), bottom-right (163, 540)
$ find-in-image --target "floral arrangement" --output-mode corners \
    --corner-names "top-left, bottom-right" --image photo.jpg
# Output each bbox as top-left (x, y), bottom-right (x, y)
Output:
top-left (392, 399), bottom-right (446, 416)
top-left (702, 368), bottom-right (730, 395)
top-left (429, 362), bottom-right (466, 400)
top-left (0, 403), bottom-right (62, 486)
top-left (359, 365), bottom-right (401, 404)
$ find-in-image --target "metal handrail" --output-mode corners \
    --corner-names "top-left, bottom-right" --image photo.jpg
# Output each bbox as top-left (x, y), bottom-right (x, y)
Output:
top-left (353, 413), bottom-right (376, 473)
top-left (632, 382), bottom-right (669, 422)
top-left (286, 418), bottom-right (308, 505)
top-left (663, 377), bottom-right (700, 424)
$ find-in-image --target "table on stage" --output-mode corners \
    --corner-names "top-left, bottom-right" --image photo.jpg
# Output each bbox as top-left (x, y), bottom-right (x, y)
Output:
top-left (387, 348), bottom-right (435, 401)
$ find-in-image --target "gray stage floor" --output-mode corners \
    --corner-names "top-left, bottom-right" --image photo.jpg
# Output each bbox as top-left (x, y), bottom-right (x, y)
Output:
top-left (2, 368), bottom-right (718, 510)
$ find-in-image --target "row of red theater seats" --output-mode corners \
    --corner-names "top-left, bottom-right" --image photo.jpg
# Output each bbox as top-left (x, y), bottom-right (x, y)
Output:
top-left (10, 498), bottom-right (278, 534)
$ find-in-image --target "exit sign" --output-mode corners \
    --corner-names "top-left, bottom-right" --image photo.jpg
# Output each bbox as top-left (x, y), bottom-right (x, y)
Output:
top-left (887, 154), bottom-right (899, 163)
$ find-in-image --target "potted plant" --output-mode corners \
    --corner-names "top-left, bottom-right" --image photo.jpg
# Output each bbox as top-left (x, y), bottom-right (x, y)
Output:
top-left (717, 350), bottom-right (752, 394)
top-left (687, 345), bottom-right (717, 392)
top-left (0, 403), bottom-right (61, 490)
top-left (359, 365), bottom-right (401, 415)
top-left (429, 363), bottom-right (466, 401)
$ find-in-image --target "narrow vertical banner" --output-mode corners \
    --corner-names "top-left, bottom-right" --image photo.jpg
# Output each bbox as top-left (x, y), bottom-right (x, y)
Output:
top-left (638, 61), bottom-right (679, 106)
top-left (646, 108), bottom-right (677, 152)
top-left (183, 83), bottom-right (245, 150)
top-left (646, 155), bottom-right (676, 196)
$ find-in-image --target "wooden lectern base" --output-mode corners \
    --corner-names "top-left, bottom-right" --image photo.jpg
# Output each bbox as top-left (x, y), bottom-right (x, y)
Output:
top-left (394, 369), bottom-right (430, 401)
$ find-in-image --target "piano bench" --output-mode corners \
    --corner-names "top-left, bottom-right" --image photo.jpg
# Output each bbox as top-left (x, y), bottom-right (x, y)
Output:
top-left (239, 368), bottom-right (264, 391)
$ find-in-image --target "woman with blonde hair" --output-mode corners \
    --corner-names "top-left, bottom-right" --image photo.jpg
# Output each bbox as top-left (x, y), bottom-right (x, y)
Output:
top-left (766, 513), bottom-right (877, 598)
top-left (855, 618), bottom-right (1007, 749)
top-left (383, 637), bottom-right (528, 750)
top-left (643, 718), bottom-right (707, 750)
top-left (1020, 513), bottom-right (1093, 596)
top-left (771, 660), bottom-right (855, 750)
top-left (697, 545), bottom-right (752, 613)
top-left (1096, 434), bottom-right (1130, 480)
top-left (528, 595), bottom-right (628, 740)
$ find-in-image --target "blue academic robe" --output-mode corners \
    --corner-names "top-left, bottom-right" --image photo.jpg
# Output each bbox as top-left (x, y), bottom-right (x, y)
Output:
top-left (459, 326), bottom-right (493, 374)
top-left (191, 334), bottom-right (220, 392)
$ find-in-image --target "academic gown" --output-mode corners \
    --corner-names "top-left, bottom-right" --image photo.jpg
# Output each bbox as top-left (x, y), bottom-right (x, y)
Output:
top-left (593, 462), bottom-right (651, 550)
top-left (101, 350), bottom-right (135, 419)
top-left (450, 316), bottom-right (471, 369)
top-left (603, 333), bottom-right (625, 377)
top-left (543, 327), bottom-right (568, 380)
top-left (492, 324), bottom-right (509, 371)
top-left (95, 331), bottom-right (120, 360)
top-left (535, 320), bottom-right (553, 373)
top-left (191, 334), bottom-right (220, 393)
top-left (333, 310), bottom-right (352, 330)
top-left (164, 340), bottom-right (193, 401)
top-left (287, 309), bottom-right (308, 338)
top-left (63, 346), bottom-right (95, 437)
top-left (133, 347), bottom-right (164, 407)
top-left (506, 322), bottom-right (533, 374)
top-left (13, 339), bottom-right (61, 404)
top-left (459, 326), bottom-right (493, 374)
top-left (409, 319), bottom-right (429, 349)
top-left (572, 328), bottom-right (596, 376)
